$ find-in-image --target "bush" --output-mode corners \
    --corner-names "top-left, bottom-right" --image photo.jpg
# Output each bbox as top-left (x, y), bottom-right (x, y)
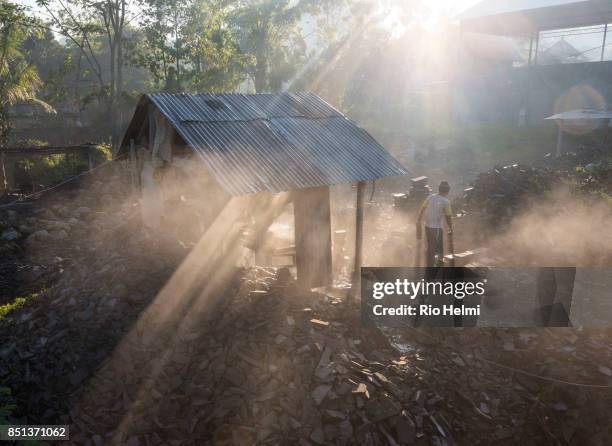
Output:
top-left (15, 144), bottom-right (111, 191)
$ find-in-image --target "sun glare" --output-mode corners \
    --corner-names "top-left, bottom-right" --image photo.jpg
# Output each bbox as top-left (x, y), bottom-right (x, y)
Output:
top-left (383, 0), bottom-right (481, 35)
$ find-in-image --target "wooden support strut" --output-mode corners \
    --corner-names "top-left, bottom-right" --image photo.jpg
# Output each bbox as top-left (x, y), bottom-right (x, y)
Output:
top-left (350, 181), bottom-right (366, 301)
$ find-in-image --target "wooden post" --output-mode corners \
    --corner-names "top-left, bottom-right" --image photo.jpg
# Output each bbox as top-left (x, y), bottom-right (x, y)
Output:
top-left (87, 146), bottom-right (94, 172)
top-left (1, 151), bottom-right (7, 191)
top-left (148, 105), bottom-right (156, 150)
top-left (294, 187), bottom-right (332, 289)
top-left (350, 181), bottom-right (366, 301)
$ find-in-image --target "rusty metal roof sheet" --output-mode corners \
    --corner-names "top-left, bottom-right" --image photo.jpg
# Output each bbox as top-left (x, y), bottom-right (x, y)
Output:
top-left (120, 92), bottom-right (408, 196)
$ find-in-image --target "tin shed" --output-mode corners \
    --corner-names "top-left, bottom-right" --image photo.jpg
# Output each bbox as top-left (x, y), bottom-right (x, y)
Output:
top-left (119, 92), bottom-right (408, 288)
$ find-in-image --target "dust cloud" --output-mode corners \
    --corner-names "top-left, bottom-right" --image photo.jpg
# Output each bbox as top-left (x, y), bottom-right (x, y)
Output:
top-left (487, 189), bottom-right (612, 267)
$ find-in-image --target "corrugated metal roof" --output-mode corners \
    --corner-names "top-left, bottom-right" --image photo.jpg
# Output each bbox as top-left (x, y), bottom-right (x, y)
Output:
top-left (457, 0), bottom-right (612, 36)
top-left (458, 0), bottom-right (584, 20)
top-left (120, 92), bottom-right (408, 196)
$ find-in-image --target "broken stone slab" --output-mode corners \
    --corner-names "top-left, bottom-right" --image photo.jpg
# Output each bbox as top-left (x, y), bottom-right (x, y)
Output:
top-left (451, 356), bottom-right (465, 367)
top-left (598, 365), bottom-right (612, 377)
top-left (91, 434), bottom-right (105, 446)
top-left (315, 347), bottom-right (334, 380)
top-left (26, 229), bottom-right (51, 243)
top-left (224, 367), bottom-right (246, 388)
top-left (73, 206), bottom-right (92, 217)
top-left (311, 384), bottom-right (332, 406)
top-left (365, 394), bottom-right (401, 423)
top-left (310, 427), bottom-right (325, 444)
top-left (395, 412), bottom-right (417, 444)
top-left (1, 227), bottom-right (21, 241)
top-left (324, 410), bottom-right (347, 421)
top-left (274, 334), bottom-right (288, 345)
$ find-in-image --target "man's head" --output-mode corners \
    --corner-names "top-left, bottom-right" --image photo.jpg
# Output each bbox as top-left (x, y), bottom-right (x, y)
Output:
top-left (438, 181), bottom-right (450, 196)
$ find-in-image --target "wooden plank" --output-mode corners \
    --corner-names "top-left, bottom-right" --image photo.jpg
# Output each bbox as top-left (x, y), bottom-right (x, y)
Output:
top-left (294, 186), bottom-right (332, 289)
top-left (0, 145), bottom-right (94, 155)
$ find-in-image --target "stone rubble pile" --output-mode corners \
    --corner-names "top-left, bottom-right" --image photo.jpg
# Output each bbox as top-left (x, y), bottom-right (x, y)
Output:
top-left (457, 164), bottom-right (557, 226)
top-left (455, 148), bottom-right (612, 228)
top-left (2, 164), bottom-right (612, 445)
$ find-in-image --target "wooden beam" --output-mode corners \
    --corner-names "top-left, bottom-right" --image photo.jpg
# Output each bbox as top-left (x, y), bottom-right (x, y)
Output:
top-left (350, 181), bottom-right (366, 301)
top-left (294, 186), bottom-right (332, 289)
top-left (0, 145), bottom-right (94, 156)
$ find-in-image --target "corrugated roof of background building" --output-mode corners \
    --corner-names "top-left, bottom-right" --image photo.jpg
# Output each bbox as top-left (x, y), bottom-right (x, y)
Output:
top-left (120, 92), bottom-right (408, 196)
top-left (457, 0), bottom-right (612, 36)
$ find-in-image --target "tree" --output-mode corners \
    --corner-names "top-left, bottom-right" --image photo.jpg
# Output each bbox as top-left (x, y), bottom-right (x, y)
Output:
top-left (138, 0), bottom-right (191, 91)
top-left (39, 0), bottom-right (131, 150)
top-left (97, 0), bottom-right (129, 148)
top-left (136, 0), bottom-right (247, 93)
top-left (185, 0), bottom-right (248, 92)
top-left (0, 1), bottom-right (45, 146)
top-left (231, 0), bottom-right (307, 92)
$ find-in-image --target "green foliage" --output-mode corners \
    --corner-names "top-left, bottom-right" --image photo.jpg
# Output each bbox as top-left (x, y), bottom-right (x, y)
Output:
top-left (0, 296), bottom-right (26, 321)
top-left (14, 138), bottom-right (48, 147)
top-left (573, 153), bottom-right (612, 196)
top-left (137, 0), bottom-right (192, 90)
top-left (136, 0), bottom-right (249, 92)
top-left (187, 1), bottom-right (250, 92)
top-left (135, 0), bottom-right (310, 93)
top-left (0, 1), bottom-right (45, 144)
top-left (231, 0), bottom-right (307, 92)
top-left (94, 143), bottom-right (112, 160)
top-left (16, 145), bottom-right (110, 188)
top-left (0, 290), bottom-right (43, 322)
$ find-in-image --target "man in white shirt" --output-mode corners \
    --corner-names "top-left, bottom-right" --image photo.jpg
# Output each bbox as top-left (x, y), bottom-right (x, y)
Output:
top-left (416, 181), bottom-right (453, 267)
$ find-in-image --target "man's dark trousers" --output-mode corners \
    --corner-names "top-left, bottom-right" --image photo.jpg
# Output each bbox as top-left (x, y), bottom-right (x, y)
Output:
top-left (425, 227), bottom-right (443, 267)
